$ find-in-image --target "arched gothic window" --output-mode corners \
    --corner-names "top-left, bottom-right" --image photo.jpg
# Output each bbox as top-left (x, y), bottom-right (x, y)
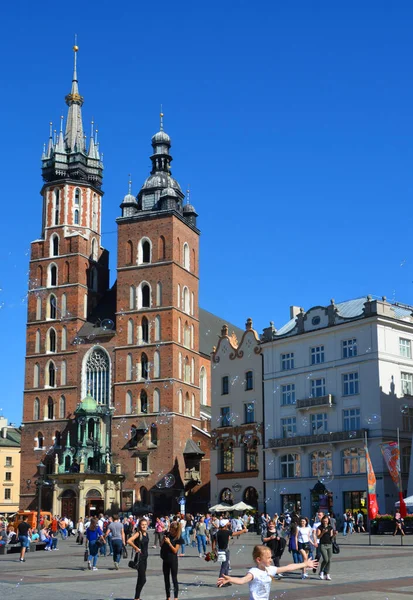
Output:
top-left (91, 238), bottom-right (98, 261)
top-left (200, 366), bottom-right (207, 405)
top-left (33, 398), bottom-right (40, 420)
top-left (54, 189), bottom-right (60, 226)
top-left (47, 361), bottom-right (56, 387)
top-left (178, 353), bottom-right (182, 379)
top-left (191, 393), bottom-right (195, 416)
top-left (184, 393), bottom-right (191, 416)
top-left (61, 293), bottom-right (67, 317)
top-left (33, 363), bottom-right (40, 388)
top-left (75, 188), bottom-right (81, 205)
top-left (154, 351), bottom-right (160, 378)
top-left (178, 389), bottom-right (183, 413)
top-left (47, 397), bottom-right (54, 420)
top-left (85, 348), bottom-right (110, 405)
top-left (59, 395), bottom-right (66, 419)
top-left (48, 295), bottom-right (57, 319)
top-left (177, 284), bottom-right (181, 308)
top-left (178, 317), bottom-right (182, 343)
top-left (140, 390), bottom-right (148, 413)
top-left (219, 488), bottom-right (234, 504)
top-left (36, 297), bottom-right (42, 320)
top-left (153, 388), bottom-right (160, 412)
top-left (183, 287), bottom-right (190, 314)
top-left (126, 391), bottom-right (133, 415)
top-left (48, 328), bottom-right (56, 353)
top-left (142, 241), bottom-right (150, 263)
top-left (141, 353), bottom-right (149, 380)
top-left (60, 360), bottom-right (67, 385)
top-left (38, 431), bottom-right (44, 449)
top-left (35, 330), bottom-right (41, 353)
top-left (127, 319), bottom-right (134, 345)
top-left (74, 209), bottom-right (79, 225)
top-left (51, 234), bottom-right (59, 257)
top-left (184, 356), bottom-right (190, 383)
top-left (61, 326), bottom-right (67, 351)
top-left (142, 317), bottom-right (149, 343)
top-left (191, 358), bottom-right (195, 384)
top-left (141, 284), bottom-right (150, 308)
top-left (130, 286), bottom-right (136, 309)
top-left (126, 354), bottom-right (133, 381)
top-left (92, 194), bottom-right (98, 231)
top-left (49, 264), bottom-right (57, 287)
top-left (155, 315), bottom-right (161, 341)
top-left (191, 324), bottom-right (194, 349)
top-left (156, 282), bottom-right (162, 306)
top-left (183, 243), bottom-right (190, 270)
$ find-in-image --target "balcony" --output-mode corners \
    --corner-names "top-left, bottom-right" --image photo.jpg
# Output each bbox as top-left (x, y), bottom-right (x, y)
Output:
top-left (296, 394), bottom-right (334, 410)
top-left (268, 428), bottom-right (366, 448)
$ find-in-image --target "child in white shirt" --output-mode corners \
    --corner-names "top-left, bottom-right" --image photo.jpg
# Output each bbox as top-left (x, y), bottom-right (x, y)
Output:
top-left (217, 544), bottom-right (318, 600)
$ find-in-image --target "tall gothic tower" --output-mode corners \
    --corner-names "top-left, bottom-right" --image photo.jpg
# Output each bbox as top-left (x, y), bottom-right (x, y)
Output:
top-left (114, 114), bottom-right (205, 515)
top-left (20, 46), bottom-right (113, 512)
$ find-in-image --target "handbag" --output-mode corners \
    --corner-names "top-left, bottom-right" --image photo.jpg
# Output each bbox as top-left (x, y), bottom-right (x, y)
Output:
top-left (128, 550), bottom-right (140, 570)
top-left (83, 549), bottom-right (88, 562)
top-left (122, 544), bottom-right (128, 559)
top-left (332, 539), bottom-right (340, 554)
top-left (217, 550), bottom-right (226, 563)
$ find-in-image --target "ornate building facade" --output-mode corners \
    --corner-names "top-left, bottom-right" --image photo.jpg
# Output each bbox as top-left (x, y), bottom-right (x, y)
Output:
top-left (19, 47), bottom-right (232, 519)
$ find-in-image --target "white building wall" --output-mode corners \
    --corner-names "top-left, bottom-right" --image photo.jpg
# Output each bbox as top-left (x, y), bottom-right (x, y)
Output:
top-left (263, 302), bottom-right (413, 522)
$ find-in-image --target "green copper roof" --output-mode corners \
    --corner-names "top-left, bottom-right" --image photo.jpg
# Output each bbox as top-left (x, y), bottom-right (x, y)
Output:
top-left (77, 393), bottom-right (98, 413)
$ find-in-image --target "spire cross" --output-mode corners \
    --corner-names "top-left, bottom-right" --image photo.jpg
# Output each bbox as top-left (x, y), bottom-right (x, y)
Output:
top-left (160, 105), bottom-right (164, 131)
top-left (73, 35), bottom-right (79, 81)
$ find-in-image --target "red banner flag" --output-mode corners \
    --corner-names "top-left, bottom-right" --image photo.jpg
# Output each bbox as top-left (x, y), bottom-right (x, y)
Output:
top-left (381, 441), bottom-right (406, 517)
top-left (365, 443), bottom-right (379, 519)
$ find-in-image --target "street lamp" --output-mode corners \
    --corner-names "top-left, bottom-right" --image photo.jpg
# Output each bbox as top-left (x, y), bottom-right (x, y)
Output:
top-left (36, 462), bottom-right (46, 530)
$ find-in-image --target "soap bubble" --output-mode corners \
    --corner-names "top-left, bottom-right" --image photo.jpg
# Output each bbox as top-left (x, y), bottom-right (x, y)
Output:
top-left (302, 417), bottom-right (309, 427)
top-left (164, 474), bottom-right (175, 488)
top-left (401, 404), bottom-right (410, 415)
top-left (284, 502), bottom-right (295, 513)
top-left (87, 333), bottom-right (96, 341)
top-left (156, 407), bottom-right (171, 425)
top-left (348, 431), bottom-right (358, 439)
top-left (365, 414), bottom-right (381, 426)
top-left (101, 318), bottom-right (114, 330)
top-left (319, 469), bottom-right (334, 485)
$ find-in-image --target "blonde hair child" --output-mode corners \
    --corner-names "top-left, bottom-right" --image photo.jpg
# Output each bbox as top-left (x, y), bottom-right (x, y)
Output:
top-left (217, 544), bottom-right (318, 600)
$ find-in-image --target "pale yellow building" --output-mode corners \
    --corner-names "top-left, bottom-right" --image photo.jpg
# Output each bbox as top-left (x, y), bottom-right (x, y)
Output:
top-left (0, 417), bottom-right (21, 516)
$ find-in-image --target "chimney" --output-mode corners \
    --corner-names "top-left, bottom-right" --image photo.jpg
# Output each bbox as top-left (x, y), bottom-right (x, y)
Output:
top-left (290, 306), bottom-right (301, 319)
top-left (1, 427), bottom-right (7, 439)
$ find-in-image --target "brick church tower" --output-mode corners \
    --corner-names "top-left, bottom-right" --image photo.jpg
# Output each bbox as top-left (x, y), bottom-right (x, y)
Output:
top-left (20, 48), bottom-right (211, 518)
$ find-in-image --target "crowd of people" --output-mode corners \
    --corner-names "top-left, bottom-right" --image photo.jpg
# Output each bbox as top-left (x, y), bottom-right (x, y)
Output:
top-left (0, 507), bottom-right (373, 600)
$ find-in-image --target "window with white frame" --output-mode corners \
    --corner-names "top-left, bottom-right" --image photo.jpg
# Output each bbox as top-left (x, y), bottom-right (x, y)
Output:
top-left (400, 338), bottom-right (412, 359)
top-left (343, 372), bottom-right (359, 396)
top-left (310, 450), bottom-right (332, 477)
top-left (4, 489), bottom-right (11, 501)
top-left (311, 345), bottom-right (325, 365)
top-left (343, 408), bottom-right (361, 431)
top-left (401, 372), bottom-right (413, 396)
top-left (85, 348), bottom-right (111, 405)
top-left (281, 383), bottom-right (296, 405)
top-left (310, 413), bottom-right (328, 433)
top-left (281, 416), bottom-right (296, 438)
top-left (342, 338), bottom-right (357, 358)
top-left (342, 447), bottom-right (366, 474)
top-left (5, 457), bottom-right (12, 467)
top-left (280, 453), bottom-right (301, 478)
top-left (281, 352), bottom-right (294, 371)
top-left (310, 378), bottom-right (325, 398)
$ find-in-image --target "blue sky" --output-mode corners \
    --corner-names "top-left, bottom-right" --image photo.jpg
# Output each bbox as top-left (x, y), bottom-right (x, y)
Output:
top-left (1, 1), bottom-right (413, 425)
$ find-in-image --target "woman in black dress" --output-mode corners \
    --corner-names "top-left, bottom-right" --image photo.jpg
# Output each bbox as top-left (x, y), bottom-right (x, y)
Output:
top-left (160, 521), bottom-right (184, 600)
top-left (127, 517), bottom-right (149, 600)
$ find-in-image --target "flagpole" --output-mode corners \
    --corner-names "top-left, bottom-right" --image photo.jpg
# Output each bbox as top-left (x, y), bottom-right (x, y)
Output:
top-left (397, 427), bottom-right (404, 547)
top-left (365, 431), bottom-right (372, 547)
